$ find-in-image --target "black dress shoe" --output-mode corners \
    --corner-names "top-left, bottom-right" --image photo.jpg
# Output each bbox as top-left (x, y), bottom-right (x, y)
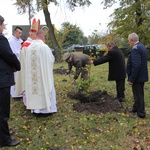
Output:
top-left (114, 96), bottom-right (125, 99)
top-left (128, 109), bottom-right (136, 113)
top-left (12, 97), bottom-right (22, 100)
top-left (0, 139), bottom-right (20, 147)
top-left (33, 112), bottom-right (54, 117)
top-left (137, 114), bottom-right (146, 118)
top-left (130, 113), bottom-right (146, 119)
top-left (40, 113), bottom-right (54, 117)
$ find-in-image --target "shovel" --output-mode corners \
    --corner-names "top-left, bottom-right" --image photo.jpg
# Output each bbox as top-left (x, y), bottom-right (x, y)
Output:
top-left (68, 73), bottom-right (76, 91)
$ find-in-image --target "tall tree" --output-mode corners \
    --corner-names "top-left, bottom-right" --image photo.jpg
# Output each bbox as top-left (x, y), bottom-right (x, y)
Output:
top-left (102, 0), bottom-right (150, 45)
top-left (14, 0), bottom-right (91, 61)
top-left (15, 0), bottom-right (35, 25)
top-left (60, 22), bottom-right (87, 48)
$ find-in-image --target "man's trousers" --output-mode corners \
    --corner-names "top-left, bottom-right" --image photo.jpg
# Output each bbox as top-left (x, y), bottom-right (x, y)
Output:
top-left (132, 83), bottom-right (146, 118)
top-left (0, 87), bottom-right (11, 145)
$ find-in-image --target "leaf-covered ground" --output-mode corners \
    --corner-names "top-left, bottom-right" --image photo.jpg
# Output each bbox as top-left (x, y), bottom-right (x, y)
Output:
top-left (68, 90), bottom-right (124, 114)
top-left (3, 62), bottom-right (150, 150)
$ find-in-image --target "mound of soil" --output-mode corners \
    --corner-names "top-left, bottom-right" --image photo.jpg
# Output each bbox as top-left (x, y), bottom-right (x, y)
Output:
top-left (67, 90), bottom-right (124, 114)
top-left (54, 67), bottom-right (124, 115)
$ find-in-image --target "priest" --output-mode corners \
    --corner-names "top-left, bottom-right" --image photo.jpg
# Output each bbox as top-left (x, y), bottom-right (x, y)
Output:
top-left (25, 29), bottom-right (57, 116)
top-left (15, 18), bottom-right (40, 105)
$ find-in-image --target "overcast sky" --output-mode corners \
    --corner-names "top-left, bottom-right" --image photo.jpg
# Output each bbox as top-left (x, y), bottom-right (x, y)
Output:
top-left (0, 0), bottom-right (118, 38)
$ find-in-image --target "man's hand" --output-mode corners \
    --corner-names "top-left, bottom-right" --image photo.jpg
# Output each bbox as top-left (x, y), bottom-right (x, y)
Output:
top-left (72, 80), bottom-right (76, 86)
top-left (128, 81), bottom-right (133, 85)
top-left (65, 70), bottom-right (70, 75)
top-left (89, 59), bottom-right (93, 64)
top-left (13, 68), bottom-right (17, 72)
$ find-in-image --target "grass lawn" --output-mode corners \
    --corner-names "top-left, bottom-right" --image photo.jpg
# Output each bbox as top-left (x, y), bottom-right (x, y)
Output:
top-left (4, 61), bottom-right (150, 150)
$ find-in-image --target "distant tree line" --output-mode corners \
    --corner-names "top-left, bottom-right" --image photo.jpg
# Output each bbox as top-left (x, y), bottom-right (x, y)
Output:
top-left (14, 0), bottom-right (150, 61)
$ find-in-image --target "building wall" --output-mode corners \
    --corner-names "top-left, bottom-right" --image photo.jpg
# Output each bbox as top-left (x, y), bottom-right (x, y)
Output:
top-left (12, 25), bottom-right (46, 41)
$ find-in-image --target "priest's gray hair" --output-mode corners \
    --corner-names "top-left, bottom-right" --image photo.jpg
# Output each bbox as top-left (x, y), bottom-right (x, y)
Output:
top-left (128, 33), bottom-right (139, 41)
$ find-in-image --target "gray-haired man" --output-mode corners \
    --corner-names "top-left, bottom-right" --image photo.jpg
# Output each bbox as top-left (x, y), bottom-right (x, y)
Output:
top-left (127, 33), bottom-right (148, 118)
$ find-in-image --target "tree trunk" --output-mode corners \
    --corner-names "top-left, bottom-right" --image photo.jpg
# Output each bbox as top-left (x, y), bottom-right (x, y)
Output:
top-left (135, 0), bottom-right (143, 27)
top-left (42, 0), bottom-right (61, 61)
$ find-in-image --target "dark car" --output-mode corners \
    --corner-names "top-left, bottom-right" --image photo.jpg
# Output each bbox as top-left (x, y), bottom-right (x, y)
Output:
top-left (83, 44), bottom-right (107, 59)
top-left (62, 44), bottom-right (84, 54)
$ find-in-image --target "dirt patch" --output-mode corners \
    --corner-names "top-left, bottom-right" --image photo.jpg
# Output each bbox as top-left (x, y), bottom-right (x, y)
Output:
top-left (54, 67), bottom-right (124, 115)
top-left (67, 90), bottom-right (124, 114)
top-left (53, 67), bottom-right (74, 75)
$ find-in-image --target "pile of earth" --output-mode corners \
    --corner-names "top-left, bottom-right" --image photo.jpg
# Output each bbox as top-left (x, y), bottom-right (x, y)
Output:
top-left (67, 90), bottom-right (124, 114)
top-left (54, 67), bottom-right (124, 115)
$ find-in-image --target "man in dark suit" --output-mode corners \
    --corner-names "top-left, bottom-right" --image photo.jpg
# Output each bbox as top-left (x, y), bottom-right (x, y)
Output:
top-left (90, 42), bottom-right (126, 102)
top-left (127, 33), bottom-right (148, 118)
top-left (0, 15), bottom-right (21, 147)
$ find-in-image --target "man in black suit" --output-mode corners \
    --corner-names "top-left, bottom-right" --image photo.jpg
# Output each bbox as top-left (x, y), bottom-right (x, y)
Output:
top-left (0, 15), bottom-right (21, 147)
top-left (90, 42), bottom-right (126, 102)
